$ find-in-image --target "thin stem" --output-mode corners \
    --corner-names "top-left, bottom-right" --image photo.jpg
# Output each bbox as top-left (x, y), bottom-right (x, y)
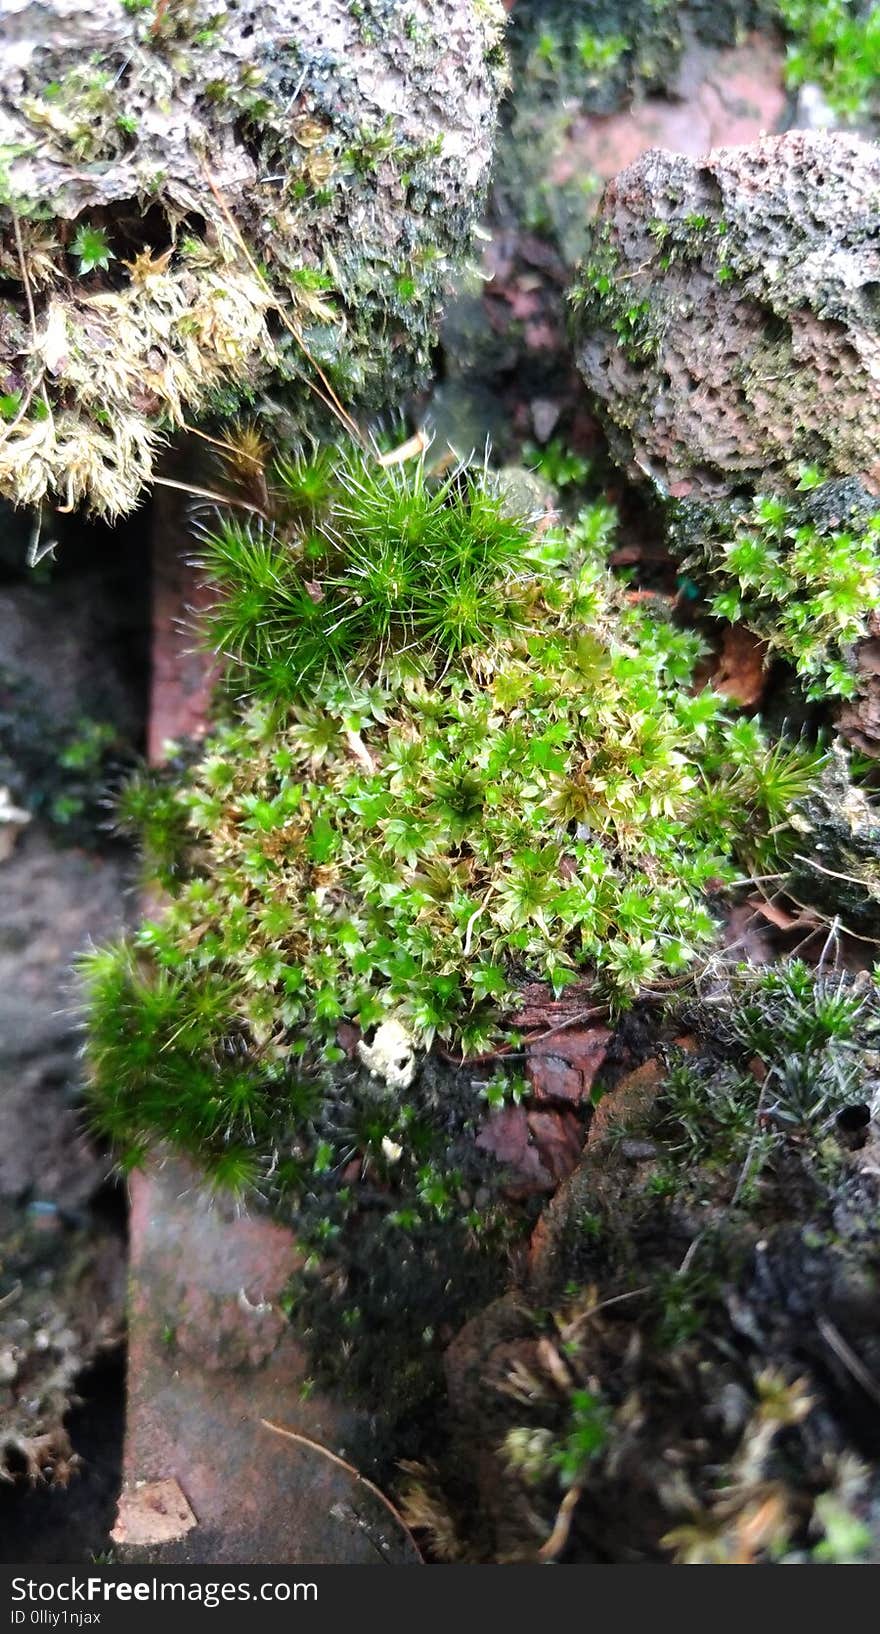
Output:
top-left (200, 165), bottom-right (365, 446)
top-left (153, 476), bottom-right (268, 518)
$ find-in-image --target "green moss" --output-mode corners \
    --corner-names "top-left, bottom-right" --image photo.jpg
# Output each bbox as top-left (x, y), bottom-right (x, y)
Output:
top-left (504, 1384), bottom-right (611, 1492)
top-left (672, 479), bottom-right (880, 699)
top-left (70, 223), bottom-right (114, 276)
top-left (522, 439), bottom-right (593, 493)
top-left (199, 447), bottom-right (542, 696)
top-left (510, 0), bottom-right (771, 118)
top-left (0, 667), bottom-right (130, 846)
top-left (777, 0), bottom-right (880, 120)
top-left (81, 451), bottom-right (822, 1198)
top-left (649, 958), bottom-right (880, 1212)
top-left (22, 62), bottom-right (132, 166)
top-left (571, 230), bottom-right (662, 364)
top-left (439, 958), bottom-right (880, 1560)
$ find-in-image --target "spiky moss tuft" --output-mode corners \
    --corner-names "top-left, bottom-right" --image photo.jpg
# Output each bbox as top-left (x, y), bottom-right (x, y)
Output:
top-left (0, 0), bottom-right (507, 517)
top-left (415, 961), bottom-right (880, 1563)
top-left (670, 477), bottom-right (880, 702)
top-left (81, 453), bottom-right (823, 1196)
top-left (198, 445), bottom-right (543, 698)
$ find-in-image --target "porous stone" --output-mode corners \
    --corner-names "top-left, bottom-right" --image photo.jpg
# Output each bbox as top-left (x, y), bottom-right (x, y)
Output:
top-left (574, 131), bottom-right (880, 502)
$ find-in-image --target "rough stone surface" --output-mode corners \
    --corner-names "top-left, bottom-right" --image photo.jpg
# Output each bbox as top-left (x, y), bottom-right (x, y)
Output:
top-left (0, 0), bottom-right (506, 515)
top-left (575, 131), bottom-right (880, 502)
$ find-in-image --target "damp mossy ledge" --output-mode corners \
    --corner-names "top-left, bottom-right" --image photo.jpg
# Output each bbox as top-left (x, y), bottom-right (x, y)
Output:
top-left (80, 448), bottom-right (821, 1198)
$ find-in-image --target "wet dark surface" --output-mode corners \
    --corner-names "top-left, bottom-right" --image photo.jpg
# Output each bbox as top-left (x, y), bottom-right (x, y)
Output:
top-left (0, 506), bottom-right (150, 1561)
top-left (0, 1352), bottom-right (126, 1565)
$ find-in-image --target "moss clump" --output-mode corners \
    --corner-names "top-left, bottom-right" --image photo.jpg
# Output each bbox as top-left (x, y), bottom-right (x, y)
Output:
top-left (571, 228), bottom-right (662, 365)
top-left (0, 236), bottom-right (276, 517)
top-left (662, 961), bottom-right (878, 1182)
top-left (81, 451), bottom-right (821, 1192)
top-left (199, 448), bottom-right (541, 699)
top-left (671, 477), bottom-right (880, 701)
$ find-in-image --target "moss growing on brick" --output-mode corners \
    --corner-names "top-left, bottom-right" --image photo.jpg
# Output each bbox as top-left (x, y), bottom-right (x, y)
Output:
top-left (81, 450), bottom-right (820, 1194)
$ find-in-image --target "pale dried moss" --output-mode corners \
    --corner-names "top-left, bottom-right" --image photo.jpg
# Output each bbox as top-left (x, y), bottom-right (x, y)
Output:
top-left (0, 0), bottom-right (507, 518)
top-left (0, 235), bottom-right (278, 517)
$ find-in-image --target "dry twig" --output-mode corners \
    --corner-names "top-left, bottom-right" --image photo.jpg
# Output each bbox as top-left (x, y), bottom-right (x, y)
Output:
top-left (260, 1419), bottom-right (423, 1560)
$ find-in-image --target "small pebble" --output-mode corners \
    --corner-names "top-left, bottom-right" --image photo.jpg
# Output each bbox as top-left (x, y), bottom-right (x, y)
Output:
top-left (620, 1137), bottom-right (659, 1161)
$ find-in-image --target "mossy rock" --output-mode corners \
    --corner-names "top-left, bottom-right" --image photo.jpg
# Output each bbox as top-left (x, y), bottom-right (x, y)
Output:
top-left (573, 131), bottom-right (880, 502)
top-left (573, 130), bottom-right (880, 743)
top-left (0, 0), bottom-right (506, 517)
